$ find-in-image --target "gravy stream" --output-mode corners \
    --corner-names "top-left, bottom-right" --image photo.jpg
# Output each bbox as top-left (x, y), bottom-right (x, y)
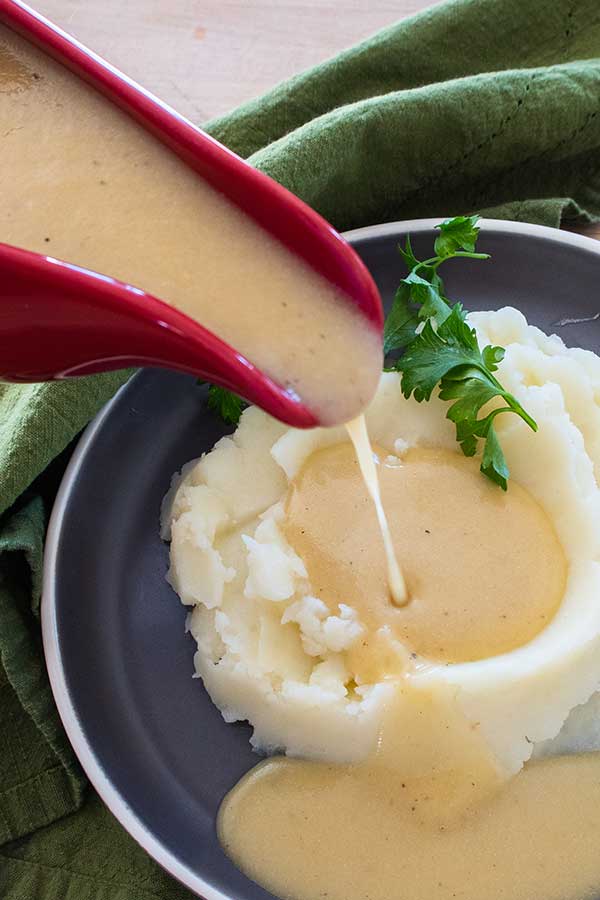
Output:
top-left (219, 686), bottom-right (600, 900)
top-left (0, 28), bottom-right (381, 424)
top-left (345, 416), bottom-right (407, 606)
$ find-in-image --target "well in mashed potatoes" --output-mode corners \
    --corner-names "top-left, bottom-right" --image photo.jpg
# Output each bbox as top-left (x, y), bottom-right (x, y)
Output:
top-left (163, 306), bottom-right (600, 774)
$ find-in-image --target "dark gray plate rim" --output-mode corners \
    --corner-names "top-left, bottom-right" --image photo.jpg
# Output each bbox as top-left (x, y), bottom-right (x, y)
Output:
top-left (41, 217), bottom-right (600, 899)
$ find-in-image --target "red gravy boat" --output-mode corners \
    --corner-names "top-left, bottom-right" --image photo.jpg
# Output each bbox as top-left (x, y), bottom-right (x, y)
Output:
top-left (0, 0), bottom-right (383, 427)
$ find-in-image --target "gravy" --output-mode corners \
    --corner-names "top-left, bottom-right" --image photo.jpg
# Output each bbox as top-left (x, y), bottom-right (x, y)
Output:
top-left (346, 416), bottom-right (407, 606)
top-left (0, 27), bottom-right (381, 424)
top-left (285, 443), bottom-right (566, 674)
top-left (220, 686), bottom-right (600, 900)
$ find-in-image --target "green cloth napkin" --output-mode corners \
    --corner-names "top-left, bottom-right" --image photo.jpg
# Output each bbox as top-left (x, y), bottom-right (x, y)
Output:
top-left (2, 0), bottom-right (600, 895)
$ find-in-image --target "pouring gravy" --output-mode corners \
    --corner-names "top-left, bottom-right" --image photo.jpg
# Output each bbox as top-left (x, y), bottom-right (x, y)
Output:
top-left (0, 25), bottom-right (381, 425)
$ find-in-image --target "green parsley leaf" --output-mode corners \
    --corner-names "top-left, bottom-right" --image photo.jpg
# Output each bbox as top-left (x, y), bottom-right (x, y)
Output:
top-left (383, 283), bottom-right (419, 355)
top-left (397, 305), bottom-right (477, 401)
top-left (480, 426), bottom-right (510, 490)
top-left (438, 370), bottom-right (500, 426)
top-left (397, 235), bottom-right (420, 271)
top-left (402, 271), bottom-right (453, 324)
top-left (434, 214), bottom-right (482, 257)
top-left (204, 384), bottom-right (247, 425)
top-left (482, 344), bottom-right (505, 371)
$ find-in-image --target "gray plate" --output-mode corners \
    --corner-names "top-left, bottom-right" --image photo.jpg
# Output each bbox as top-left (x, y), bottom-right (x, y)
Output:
top-left (42, 219), bottom-right (600, 899)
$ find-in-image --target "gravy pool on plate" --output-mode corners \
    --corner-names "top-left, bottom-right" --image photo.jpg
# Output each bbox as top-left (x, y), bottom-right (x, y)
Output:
top-left (219, 687), bottom-right (600, 900)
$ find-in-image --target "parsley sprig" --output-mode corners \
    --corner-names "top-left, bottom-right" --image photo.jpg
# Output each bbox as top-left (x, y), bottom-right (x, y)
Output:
top-left (199, 382), bottom-right (247, 425)
top-left (385, 216), bottom-right (537, 489)
top-left (199, 215), bottom-right (537, 489)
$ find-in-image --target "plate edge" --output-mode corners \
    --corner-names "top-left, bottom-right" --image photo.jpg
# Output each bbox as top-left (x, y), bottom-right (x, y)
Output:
top-left (343, 217), bottom-right (600, 255)
top-left (41, 377), bottom-right (231, 900)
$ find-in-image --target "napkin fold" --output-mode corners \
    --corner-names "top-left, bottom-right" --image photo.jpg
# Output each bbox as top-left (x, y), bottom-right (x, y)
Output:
top-left (2, 0), bottom-right (600, 896)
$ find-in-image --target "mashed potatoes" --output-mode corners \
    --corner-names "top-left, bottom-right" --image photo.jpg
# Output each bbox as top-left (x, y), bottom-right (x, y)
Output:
top-left (163, 307), bottom-right (600, 775)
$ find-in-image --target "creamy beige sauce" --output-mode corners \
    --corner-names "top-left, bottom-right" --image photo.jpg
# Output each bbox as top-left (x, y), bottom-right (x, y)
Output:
top-left (346, 416), bottom-right (407, 606)
top-left (284, 442), bottom-right (566, 674)
top-left (0, 27), bottom-right (381, 424)
top-left (218, 443), bottom-right (581, 900)
top-left (219, 684), bottom-right (600, 900)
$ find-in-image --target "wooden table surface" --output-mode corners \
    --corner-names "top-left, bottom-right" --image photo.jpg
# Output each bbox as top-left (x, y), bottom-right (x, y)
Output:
top-left (33, 0), bottom-right (599, 241)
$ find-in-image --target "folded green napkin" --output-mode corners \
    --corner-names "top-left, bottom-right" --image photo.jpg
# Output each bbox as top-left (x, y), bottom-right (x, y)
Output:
top-left (1, 0), bottom-right (600, 895)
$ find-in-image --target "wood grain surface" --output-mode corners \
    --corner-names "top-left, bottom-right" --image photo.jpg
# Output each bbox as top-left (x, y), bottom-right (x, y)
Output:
top-left (31, 0), bottom-right (600, 240)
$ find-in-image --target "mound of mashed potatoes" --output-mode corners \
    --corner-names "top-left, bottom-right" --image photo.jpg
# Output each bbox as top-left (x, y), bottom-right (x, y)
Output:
top-left (163, 307), bottom-right (600, 775)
